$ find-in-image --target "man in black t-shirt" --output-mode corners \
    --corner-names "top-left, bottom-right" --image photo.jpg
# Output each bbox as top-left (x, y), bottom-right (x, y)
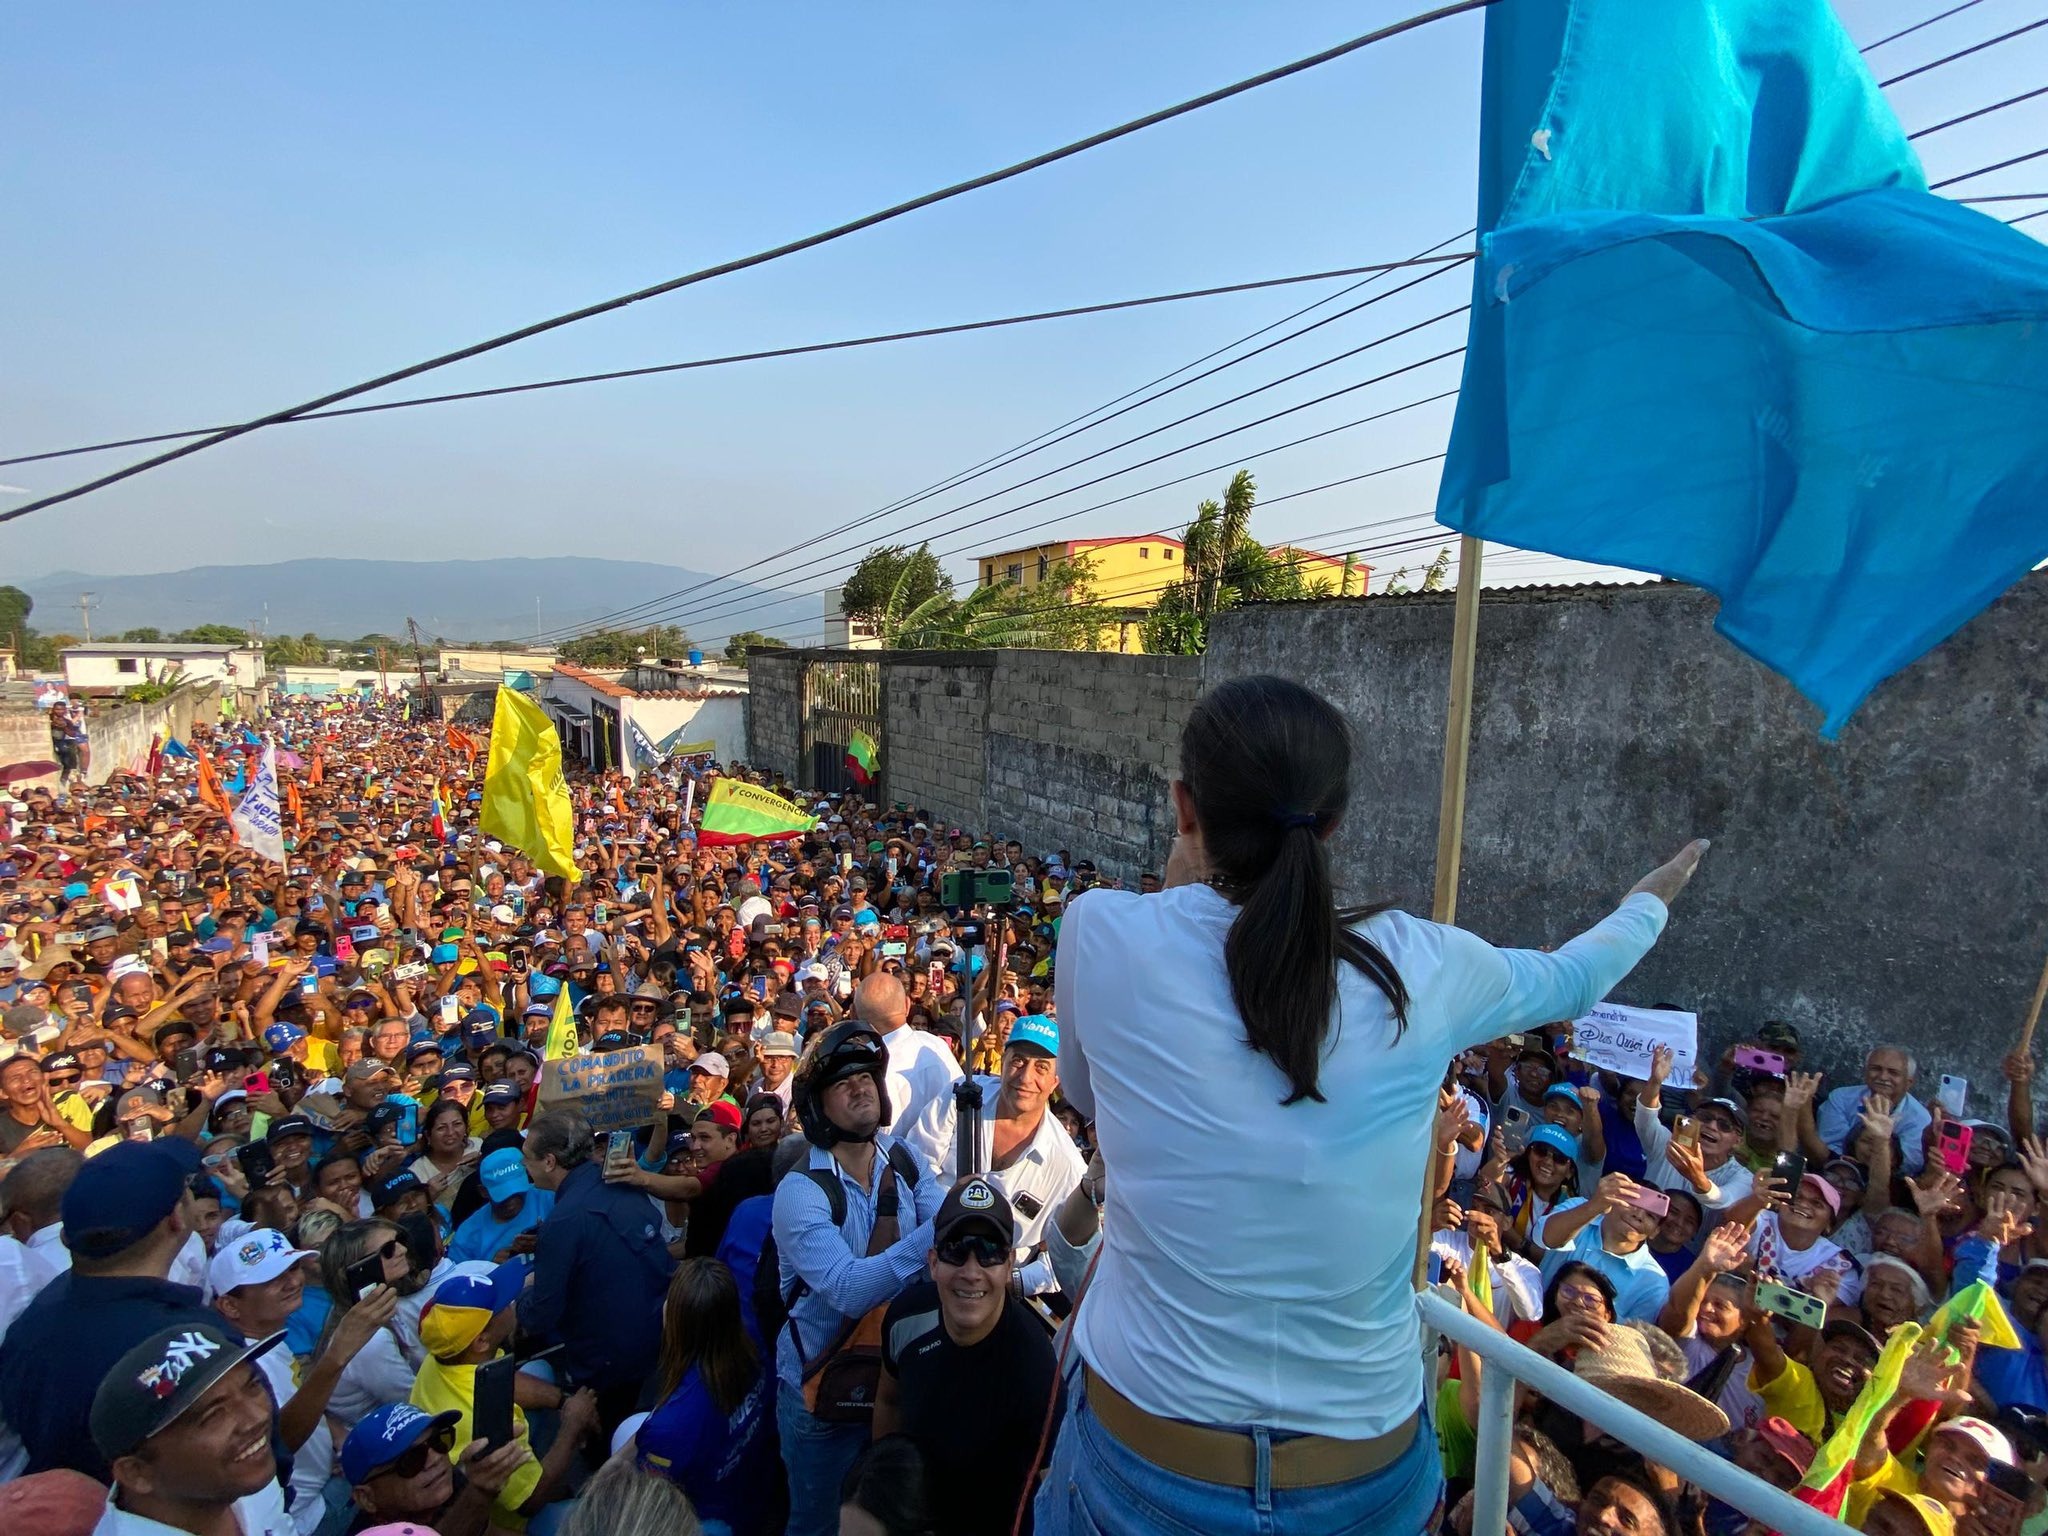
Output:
top-left (878, 1176), bottom-right (1062, 1536)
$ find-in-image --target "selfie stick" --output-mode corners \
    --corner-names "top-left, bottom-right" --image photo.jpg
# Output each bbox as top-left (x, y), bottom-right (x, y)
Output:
top-left (952, 891), bottom-right (1013, 1182)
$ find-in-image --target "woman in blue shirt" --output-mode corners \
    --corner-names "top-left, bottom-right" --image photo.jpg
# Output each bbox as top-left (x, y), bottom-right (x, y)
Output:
top-left (634, 1256), bottom-right (776, 1536)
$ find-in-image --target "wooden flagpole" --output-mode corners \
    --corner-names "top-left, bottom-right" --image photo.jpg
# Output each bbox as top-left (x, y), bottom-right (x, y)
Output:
top-left (1415, 534), bottom-right (1487, 1289)
top-left (2017, 947), bottom-right (2048, 1057)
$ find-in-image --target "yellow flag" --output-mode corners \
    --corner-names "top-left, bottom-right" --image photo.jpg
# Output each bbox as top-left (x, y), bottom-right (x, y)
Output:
top-left (479, 688), bottom-right (581, 881)
top-left (543, 980), bottom-right (580, 1062)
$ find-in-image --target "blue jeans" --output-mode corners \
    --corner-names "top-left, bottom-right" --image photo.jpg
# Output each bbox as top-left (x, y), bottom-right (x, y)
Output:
top-left (777, 1378), bottom-right (869, 1536)
top-left (1034, 1375), bottom-right (1443, 1536)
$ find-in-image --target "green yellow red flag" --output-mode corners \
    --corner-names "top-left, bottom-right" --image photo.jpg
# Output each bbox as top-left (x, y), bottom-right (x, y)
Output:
top-left (698, 778), bottom-right (816, 846)
top-left (479, 687), bottom-right (581, 881)
top-left (845, 727), bottom-right (879, 786)
top-left (543, 979), bottom-right (580, 1061)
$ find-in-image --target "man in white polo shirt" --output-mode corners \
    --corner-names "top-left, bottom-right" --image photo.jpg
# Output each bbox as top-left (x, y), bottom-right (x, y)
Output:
top-left (932, 1013), bottom-right (1086, 1295)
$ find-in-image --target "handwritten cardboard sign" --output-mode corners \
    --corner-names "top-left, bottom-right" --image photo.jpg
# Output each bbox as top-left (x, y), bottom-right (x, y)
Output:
top-left (537, 1043), bottom-right (666, 1135)
top-left (1568, 1003), bottom-right (1698, 1083)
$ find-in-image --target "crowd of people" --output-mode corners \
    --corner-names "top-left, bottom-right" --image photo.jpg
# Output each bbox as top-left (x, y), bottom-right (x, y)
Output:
top-left (0, 685), bottom-right (2035, 1536)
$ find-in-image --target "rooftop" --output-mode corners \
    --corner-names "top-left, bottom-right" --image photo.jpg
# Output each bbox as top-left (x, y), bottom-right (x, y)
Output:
top-left (61, 642), bottom-right (249, 656)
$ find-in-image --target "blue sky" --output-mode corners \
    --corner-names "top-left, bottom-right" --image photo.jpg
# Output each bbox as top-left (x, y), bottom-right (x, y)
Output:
top-left (2, 0), bottom-right (2042, 645)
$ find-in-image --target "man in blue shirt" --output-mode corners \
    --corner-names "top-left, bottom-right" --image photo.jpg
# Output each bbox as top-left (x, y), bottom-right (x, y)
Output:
top-left (518, 1107), bottom-right (675, 1435)
top-left (771, 1021), bottom-right (944, 1536)
top-left (0, 1136), bottom-right (239, 1481)
top-left (448, 1147), bottom-right (555, 1265)
top-left (1539, 1173), bottom-right (1674, 1324)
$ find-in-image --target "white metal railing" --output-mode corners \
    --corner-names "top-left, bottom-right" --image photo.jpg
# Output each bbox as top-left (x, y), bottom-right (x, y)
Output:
top-left (1416, 1289), bottom-right (1845, 1536)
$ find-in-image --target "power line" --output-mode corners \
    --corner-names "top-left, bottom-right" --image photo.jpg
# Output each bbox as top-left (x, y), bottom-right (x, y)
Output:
top-left (0, 0), bottom-right (1496, 526)
top-left (1959, 191), bottom-right (2048, 201)
top-left (1863, 0), bottom-right (1993, 52)
top-left (0, 252), bottom-right (1478, 471)
top-left (1931, 145), bottom-right (2048, 185)
top-left (615, 343), bottom-right (1466, 637)
top-left (2012, 206), bottom-right (2048, 225)
top-left (1878, 15), bottom-right (2048, 87)
top-left (529, 245), bottom-right (1475, 641)
top-left (1908, 83), bottom-right (2048, 139)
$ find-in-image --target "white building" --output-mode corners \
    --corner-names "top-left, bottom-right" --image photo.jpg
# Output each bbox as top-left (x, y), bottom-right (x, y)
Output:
top-left (543, 660), bottom-right (747, 779)
top-left (821, 587), bottom-right (881, 651)
top-left (60, 643), bottom-right (267, 696)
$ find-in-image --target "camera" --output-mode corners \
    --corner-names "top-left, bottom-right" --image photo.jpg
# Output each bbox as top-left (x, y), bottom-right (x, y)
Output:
top-left (939, 869), bottom-right (1014, 909)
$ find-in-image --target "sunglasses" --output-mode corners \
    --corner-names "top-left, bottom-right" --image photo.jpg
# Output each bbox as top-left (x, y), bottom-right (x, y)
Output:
top-left (46, 1074), bottom-right (81, 1088)
top-left (935, 1235), bottom-right (1008, 1268)
top-left (375, 1427), bottom-right (456, 1480)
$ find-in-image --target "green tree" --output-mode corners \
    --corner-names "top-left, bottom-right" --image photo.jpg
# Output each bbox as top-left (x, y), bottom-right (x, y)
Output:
top-left (0, 587), bottom-right (32, 647)
top-left (20, 632), bottom-right (76, 670)
top-left (116, 626), bottom-right (165, 643)
top-left (174, 623), bottom-right (250, 645)
top-left (559, 626), bottom-right (691, 667)
top-left (877, 555), bottom-right (1108, 651)
top-left (840, 544), bottom-right (949, 623)
top-left (725, 631), bottom-right (789, 663)
top-left (1142, 470), bottom-right (1331, 655)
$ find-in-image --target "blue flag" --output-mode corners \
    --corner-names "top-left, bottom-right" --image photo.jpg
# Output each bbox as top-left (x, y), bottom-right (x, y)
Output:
top-left (223, 762), bottom-right (248, 797)
top-left (160, 737), bottom-right (195, 760)
top-left (1436, 0), bottom-right (2048, 735)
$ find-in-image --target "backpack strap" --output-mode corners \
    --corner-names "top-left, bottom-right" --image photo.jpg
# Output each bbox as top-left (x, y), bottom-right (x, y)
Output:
top-left (782, 1144), bottom-right (918, 1380)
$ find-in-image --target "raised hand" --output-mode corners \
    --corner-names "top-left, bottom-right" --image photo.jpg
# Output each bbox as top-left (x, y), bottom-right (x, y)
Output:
top-left (1783, 1071), bottom-right (1823, 1112)
top-left (1700, 1220), bottom-right (1753, 1273)
top-left (1909, 1168), bottom-right (1964, 1219)
top-left (1627, 840), bottom-right (1711, 907)
top-left (1648, 1045), bottom-right (1674, 1089)
top-left (2018, 1136), bottom-right (2048, 1198)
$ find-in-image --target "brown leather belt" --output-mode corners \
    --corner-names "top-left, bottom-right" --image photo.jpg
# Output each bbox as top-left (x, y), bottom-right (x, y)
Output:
top-left (1082, 1365), bottom-right (1419, 1490)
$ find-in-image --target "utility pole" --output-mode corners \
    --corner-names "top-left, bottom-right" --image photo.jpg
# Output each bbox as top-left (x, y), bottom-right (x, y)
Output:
top-left (404, 618), bottom-right (433, 720)
top-left (535, 597), bottom-right (542, 645)
top-left (78, 592), bottom-right (95, 641)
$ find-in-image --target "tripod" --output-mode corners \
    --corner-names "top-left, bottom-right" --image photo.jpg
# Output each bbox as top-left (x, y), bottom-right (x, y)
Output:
top-left (953, 897), bottom-right (1013, 1182)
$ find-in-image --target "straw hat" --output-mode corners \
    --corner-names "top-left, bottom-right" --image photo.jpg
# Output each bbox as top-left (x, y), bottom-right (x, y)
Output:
top-left (1573, 1328), bottom-right (1730, 1441)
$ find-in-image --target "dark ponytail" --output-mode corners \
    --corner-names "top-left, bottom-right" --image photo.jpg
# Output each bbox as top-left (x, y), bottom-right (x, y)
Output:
top-left (1179, 675), bottom-right (1407, 1105)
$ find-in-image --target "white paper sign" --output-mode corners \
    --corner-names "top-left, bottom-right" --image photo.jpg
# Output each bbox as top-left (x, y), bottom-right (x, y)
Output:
top-left (231, 745), bottom-right (287, 865)
top-left (1567, 1003), bottom-right (1698, 1083)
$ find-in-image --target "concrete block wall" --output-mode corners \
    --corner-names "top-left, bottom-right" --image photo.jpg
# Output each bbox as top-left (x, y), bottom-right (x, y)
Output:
top-left (87, 684), bottom-right (218, 784)
top-left (882, 657), bottom-right (992, 832)
top-left (743, 653), bottom-right (804, 779)
top-left (1204, 575), bottom-right (2048, 1099)
top-left (982, 652), bottom-right (1202, 880)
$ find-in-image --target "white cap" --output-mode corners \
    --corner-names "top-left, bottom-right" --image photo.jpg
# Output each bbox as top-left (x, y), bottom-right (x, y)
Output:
top-left (0, 945), bottom-right (21, 970)
top-left (797, 963), bottom-right (829, 984)
top-left (490, 904), bottom-right (518, 924)
top-left (690, 1052), bottom-right (731, 1078)
top-left (207, 1226), bottom-right (316, 1295)
top-left (1933, 1416), bottom-right (2015, 1465)
top-left (107, 955), bottom-right (152, 982)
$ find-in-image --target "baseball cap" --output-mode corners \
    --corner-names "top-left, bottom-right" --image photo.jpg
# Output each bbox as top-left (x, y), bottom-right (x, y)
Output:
top-left (1800, 1173), bottom-right (1842, 1217)
top-left (481, 1082), bottom-right (521, 1106)
top-left (368, 1171), bottom-right (424, 1210)
top-left (934, 1176), bottom-right (1014, 1247)
top-left (690, 1052), bottom-right (730, 1078)
top-left (698, 1100), bottom-right (743, 1133)
top-left (266, 1114), bottom-right (315, 1143)
top-left (436, 1062), bottom-right (477, 1088)
top-left (1756, 1020), bottom-right (1802, 1050)
top-left (478, 1147), bottom-right (530, 1202)
top-left (341, 1403), bottom-right (463, 1486)
top-left (1822, 1317), bottom-right (1883, 1357)
top-left (418, 1274), bottom-right (501, 1359)
top-left (1526, 1124), bottom-right (1582, 1163)
top-left (207, 1226), bottom-right (316, 1295)
top-left (1006, 1014), bottom-right (1059, 1057)
top-left (1820, 1156), bottom-right (1868, 1190)
top-left (1542, 1083), bottom-right (1583, 1108)
top-left (62, 1137), bottom-right (202, 1259)
top-left (1869, 1492), bottom-right (1955, 1536)
top-left (1752, 1415), bottom-right (1816, 1476)
top-left (1697, 1095), bottom-right (1748, 1127)
top-left (1932, 1415), bottom-right (2015, 1465)
top-left (992, 999), bottom-right (1021, 1017)
top-left (90, 1321), bottom-right (284, 1461)
top-left (261, 1022), bottom-right (306, 1055)
top-left (346, 1058), bottom-right (397, 1083)
top-left (759, 1031), bottom-right (798, 1058)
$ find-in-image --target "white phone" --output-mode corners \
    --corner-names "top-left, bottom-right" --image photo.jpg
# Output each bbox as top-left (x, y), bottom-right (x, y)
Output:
top-left (1937, 1074), bottom-right (1968, 1117)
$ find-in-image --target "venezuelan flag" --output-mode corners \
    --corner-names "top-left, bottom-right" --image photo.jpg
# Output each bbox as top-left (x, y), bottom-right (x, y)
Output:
top-left (430, 782), bottom-right (449, 843)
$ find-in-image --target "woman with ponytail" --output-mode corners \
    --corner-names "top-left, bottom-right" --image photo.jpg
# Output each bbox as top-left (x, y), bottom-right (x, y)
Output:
top-left (1038, 675), bottom-right (1707, 1536)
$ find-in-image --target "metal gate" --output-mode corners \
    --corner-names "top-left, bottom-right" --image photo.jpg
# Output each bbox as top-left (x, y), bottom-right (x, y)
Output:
top-left (802, 657), bottom-right (883, 798)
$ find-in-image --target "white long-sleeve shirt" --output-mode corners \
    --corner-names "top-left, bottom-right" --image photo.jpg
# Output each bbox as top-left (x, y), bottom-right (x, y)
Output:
top-left (881, 1026), bottom-right (963, 1177)
top-left (1058, 884), bottom-right (1668, 1437)
top-left (1633, 1100), bottom-right (1754, 1211)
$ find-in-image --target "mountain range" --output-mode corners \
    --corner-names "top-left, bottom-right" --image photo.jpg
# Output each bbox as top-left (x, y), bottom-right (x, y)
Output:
top-left (18, 557), bottom-right (788, 643)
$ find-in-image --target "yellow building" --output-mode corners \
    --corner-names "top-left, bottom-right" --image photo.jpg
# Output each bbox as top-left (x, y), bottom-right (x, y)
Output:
top-left (975, 536), bottom-right (1368, 652)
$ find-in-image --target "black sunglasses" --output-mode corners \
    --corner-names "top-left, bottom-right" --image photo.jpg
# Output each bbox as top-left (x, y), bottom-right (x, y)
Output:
top-left (935, 1235), bottom-right (1008, 1268)
top-left (376, 1427), bottom-right (456, 1480)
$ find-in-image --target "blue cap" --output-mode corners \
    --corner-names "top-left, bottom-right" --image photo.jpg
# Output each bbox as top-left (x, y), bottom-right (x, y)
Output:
top-left (1542, 1084), bottom-right (1583, 1108)
top-left (369, 1170), bottom-right (424, 1209)
top-left (262, 1022), bottom-right (306, 1054)
top-left (1007, 1014), bottom-right (1059, 1057)
top-left (528, 975), bottom-right (562, 999)
top-left (1526, 1124), bottom-right (1582, 1163)
top-left (341, 1403), bottom-right (462, 1484)
top-left (479, 1147), bottom-right (530, 1202)
top-left (481, 1082), bottom-right (521, 1106)
top-left (62, 1138), bottom-right (202, 1259)
top-left (461, 1007), bottom-right (497, 1027)
top-left (522, 1002), bottom-right (552, 1019)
